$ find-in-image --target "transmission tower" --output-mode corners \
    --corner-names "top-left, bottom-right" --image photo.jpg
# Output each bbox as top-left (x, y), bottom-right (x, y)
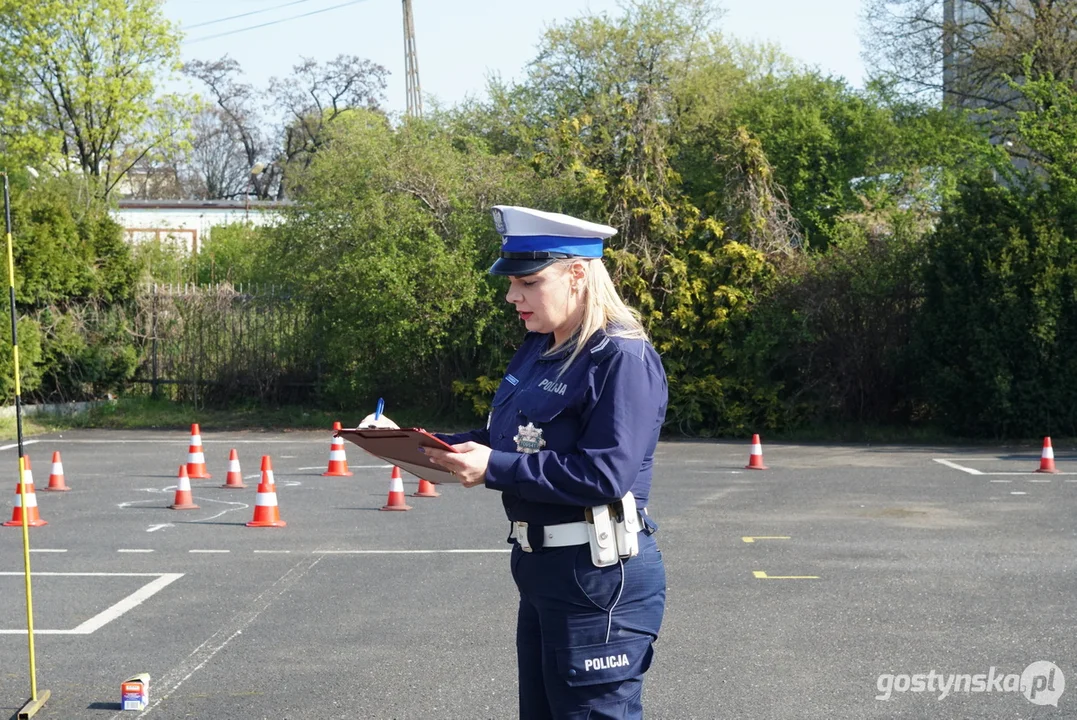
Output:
top-left (402, 0), bottom-right (422, 118)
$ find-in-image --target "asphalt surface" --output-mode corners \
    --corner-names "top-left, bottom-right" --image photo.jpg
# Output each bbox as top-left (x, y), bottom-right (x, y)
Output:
top-left (0, 430), bottom-right (1074, 719)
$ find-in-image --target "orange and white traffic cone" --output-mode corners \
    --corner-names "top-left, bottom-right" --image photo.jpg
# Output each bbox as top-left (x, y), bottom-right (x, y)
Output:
top-left (169, 465), bottom-right (199, 510)
top-left (221, 448), bottom-right (247, 489)
top-left (745, 434), bottom-right (768, 470)
top-left (1035, 436), bottom-right (1060, 474)
top-left (322, 423), bottom-right (353, 476)
top-left (44, 450), bottom-right (70, 491)
top-left (186, 423), bottom-right (211, 479)
top-left (247, 456), bottom-right (286, 527)
top-left (4, 456), bottom-right (47, 527)
top-left (381, 466), bottom-right (411, 511)
top-left (413, 477), bottom-right (440, 498)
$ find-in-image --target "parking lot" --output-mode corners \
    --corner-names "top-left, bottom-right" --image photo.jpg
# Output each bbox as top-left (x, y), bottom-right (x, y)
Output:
top-left (0, 430), bottom-right (1074, 719)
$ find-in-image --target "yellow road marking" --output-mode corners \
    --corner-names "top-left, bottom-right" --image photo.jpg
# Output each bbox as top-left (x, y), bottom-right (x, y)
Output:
top-left (753, 570), bottom-right (819, 580)
top-left (742, 536), bottom-right (791, 543)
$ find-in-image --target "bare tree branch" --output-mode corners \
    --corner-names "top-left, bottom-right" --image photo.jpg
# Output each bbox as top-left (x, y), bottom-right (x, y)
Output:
top-left (269, 54), bottom-right (388, 179)
top-left (863, 0), bottom-right (1077, 110)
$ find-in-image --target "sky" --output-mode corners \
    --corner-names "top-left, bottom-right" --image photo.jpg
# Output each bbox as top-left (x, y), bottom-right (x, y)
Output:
top-left (165, 0), bottom-right (867, 115)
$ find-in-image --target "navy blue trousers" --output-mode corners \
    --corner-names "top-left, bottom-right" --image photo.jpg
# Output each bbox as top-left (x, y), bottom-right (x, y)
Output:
top-left (511, 532), bottom-right (666, 720)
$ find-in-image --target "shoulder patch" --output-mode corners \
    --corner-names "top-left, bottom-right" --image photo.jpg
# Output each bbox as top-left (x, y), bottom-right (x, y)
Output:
top-left (589, 335), bottom-right (617, 364)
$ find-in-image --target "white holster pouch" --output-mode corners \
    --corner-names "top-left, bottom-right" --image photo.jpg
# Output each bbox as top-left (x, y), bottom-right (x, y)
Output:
top-left (585, 504), bottom-right (618, 567)
top-left (613, 491), bottom-right (641, 560)
top-left (585, 491), bottom-right (641, 567)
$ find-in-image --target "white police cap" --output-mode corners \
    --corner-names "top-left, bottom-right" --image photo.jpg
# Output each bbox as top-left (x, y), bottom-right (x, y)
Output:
top-left (489, 205), bottom-right (617, 276)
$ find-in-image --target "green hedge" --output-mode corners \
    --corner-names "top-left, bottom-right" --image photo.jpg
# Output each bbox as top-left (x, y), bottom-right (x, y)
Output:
top-left (0, 170), bottom-right (140, 403)
top-left (918, 182), bottom-right (1077, 437)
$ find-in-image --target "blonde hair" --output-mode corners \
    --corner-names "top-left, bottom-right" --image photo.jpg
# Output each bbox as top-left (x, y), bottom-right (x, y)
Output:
top-left (545, 258), bottom-right (648, 374)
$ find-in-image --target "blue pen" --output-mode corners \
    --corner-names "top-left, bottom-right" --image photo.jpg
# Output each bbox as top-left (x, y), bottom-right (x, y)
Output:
top-left (374, 397), bottom-right (384, 421)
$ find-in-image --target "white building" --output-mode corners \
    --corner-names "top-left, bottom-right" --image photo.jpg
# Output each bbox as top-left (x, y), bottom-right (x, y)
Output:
top-left (112, 199), bottom-right (291, 253)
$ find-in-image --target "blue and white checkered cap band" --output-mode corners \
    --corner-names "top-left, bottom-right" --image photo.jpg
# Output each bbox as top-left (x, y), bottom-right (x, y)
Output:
top-left (500, 235), bottom-right (604, 258)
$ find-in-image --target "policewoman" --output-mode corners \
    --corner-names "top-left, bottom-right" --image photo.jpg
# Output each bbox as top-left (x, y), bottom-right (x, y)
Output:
top-left (425, 206), bottom-right (667, 720)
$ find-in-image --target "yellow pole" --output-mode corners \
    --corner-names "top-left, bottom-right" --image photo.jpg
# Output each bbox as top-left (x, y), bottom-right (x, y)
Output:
top-left (4, 171), bottom-right (49, 718)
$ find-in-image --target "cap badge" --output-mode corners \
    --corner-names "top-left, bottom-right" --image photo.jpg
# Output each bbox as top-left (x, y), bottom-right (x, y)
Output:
top-left (491, 207), bottom-right (506, 235)
top-left (514, 422), bottom-right (546, 454)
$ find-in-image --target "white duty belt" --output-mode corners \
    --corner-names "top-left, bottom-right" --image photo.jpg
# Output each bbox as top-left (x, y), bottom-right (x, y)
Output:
top-left (510, 491), bottom-right (645, 564)
top-left (510, 520), bottom-right (589, 552)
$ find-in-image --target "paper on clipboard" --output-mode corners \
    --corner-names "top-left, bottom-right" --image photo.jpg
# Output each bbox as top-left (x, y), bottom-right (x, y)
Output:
top-left (336, 427), bottom-right (461, 484)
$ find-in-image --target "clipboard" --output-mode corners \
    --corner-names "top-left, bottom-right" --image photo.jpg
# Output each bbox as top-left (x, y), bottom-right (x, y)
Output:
top-left (336, 427), bottom-right (461, 484)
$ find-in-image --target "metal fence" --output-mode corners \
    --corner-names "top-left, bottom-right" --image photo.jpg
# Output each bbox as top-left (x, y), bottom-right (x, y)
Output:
top-left (133, 283), bottom-right (322, 406)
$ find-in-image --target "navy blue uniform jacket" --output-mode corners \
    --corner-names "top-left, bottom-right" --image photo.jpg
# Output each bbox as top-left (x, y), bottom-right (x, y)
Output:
top-left (440, 330), bottom-right (668, 526)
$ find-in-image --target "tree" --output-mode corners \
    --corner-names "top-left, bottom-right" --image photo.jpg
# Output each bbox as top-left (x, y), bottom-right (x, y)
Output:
top-left (0, 166), bottom-right (141, 402)
top-left (270, 55), bottom-right (389, 187)
top-left (1010, 61), bottom-right (1077, 195)
top-left (863, 0), bottom-right (1077, 110)
top-left (181, 54), bottom-right (389, 200)
top-left (183, 56), bottom-right (277, 200)
top-left (268, 110), bottom-right (555, 409)
top-left (706, 74), bottom-right (893, 245)
top-left (918, 180), bottom-right (1077, 436)
top-left (681, 71), bottom-right (1001, 246)
top-left (731, 186), bottom-right (937, 430)
top-left (183, 108), bottom-right (253, 200)
top-left (715, 126), bottom-right (802, 254)
top-left (0, 0), bottom-right (189, 197)
top-left (523, 0), bottom-right (721, 261)
top-left (463, 0), bottom-right (792, 434)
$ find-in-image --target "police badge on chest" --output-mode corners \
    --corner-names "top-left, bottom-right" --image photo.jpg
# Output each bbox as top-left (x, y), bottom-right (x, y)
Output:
top-left (514, 422), bottom-right (546, 454)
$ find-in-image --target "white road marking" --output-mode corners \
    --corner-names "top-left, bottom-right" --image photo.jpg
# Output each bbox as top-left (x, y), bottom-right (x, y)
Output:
top-left (189, 549), bottom-right (229, 554)
top-left (298, 465), bottom-right (391, 470)
top-left (50, 439), bottom-right (324, 444)
top-left (0, 572), bottom-right (182, 635)
top-left (120, 554), bottom-right (324, 718)
top-left (118, 549), bottom-right (154, 553)
top-left (121, 495), bottom-right (175, 510)
top-left (0, 440), bottom-right (39, 451)
top-left (990, 480), bottom-right (1013, 483)
top-left (280, 455), bottom-right (297, 459)
top-left (932, 459), bottom-right (983, 475)
top-left (184, 496), bottom-right (249, 524)
top-left (119, 490), bottom-right (170, 509)
top-left (1027, 479), bottom-right (1052, 483)
top-left (985, 471), bottom-right (1077, 475)
top-left (253, 550), bottom-right (291, 554)
top-left (30, 548), bottom-right (67, 553)
top-left (1010, 491), bottom-right (1027, 496)
top-left (933, 459), bottom-right (1076, 476)
top-left (314, 549), bottom-right (512, 555)
top-left (123, 488), bottom-right (248, 524)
